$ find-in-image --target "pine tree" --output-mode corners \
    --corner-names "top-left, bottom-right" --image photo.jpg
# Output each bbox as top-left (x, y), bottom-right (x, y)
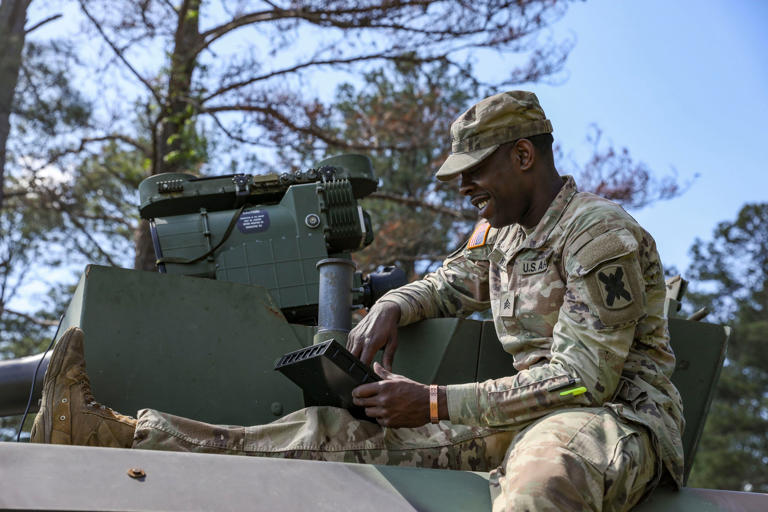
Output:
top-left (686, 203), bottom-right (768, 492)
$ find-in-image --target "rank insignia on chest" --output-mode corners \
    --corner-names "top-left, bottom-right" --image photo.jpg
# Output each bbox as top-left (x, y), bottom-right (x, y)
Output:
top-left (498, 293), bottom-right (515, 316)
top-left (597, 264), bottom-right (633, 309)
top-left (467, 220), bottom-right (491, 249)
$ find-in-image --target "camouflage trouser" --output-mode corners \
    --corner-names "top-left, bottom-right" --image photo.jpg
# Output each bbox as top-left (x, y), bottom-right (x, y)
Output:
top-left (133, 406), bottom-right (658, 511)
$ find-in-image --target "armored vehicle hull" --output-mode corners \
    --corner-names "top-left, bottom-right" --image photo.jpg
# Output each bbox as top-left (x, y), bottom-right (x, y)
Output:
top-left (2, 265), bottom-right (765, 511)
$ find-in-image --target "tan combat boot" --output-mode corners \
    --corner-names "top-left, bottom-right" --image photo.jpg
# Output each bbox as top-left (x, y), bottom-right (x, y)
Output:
top-left (30, 326), bottom-right (136, 447)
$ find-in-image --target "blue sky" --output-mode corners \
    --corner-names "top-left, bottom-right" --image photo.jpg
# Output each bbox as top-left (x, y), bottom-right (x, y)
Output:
top-left (515, 0), bottom-right (768, 275)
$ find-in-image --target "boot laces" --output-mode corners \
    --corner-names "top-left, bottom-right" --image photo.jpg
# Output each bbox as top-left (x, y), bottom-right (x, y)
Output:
top-left (77, 377), bottom-right (112, 412)
top-left (76, 374), bottom-right (133, 422)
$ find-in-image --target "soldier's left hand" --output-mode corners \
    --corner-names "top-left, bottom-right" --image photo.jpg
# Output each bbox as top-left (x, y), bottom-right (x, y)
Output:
top-left (352, 363), bottom-right (429, 428)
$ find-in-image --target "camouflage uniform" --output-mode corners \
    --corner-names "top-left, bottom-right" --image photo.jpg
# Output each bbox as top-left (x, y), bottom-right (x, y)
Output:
top-left (377, 175), bottom-right (685, 507)
top-left (133, 175), bottom-right (681, 511)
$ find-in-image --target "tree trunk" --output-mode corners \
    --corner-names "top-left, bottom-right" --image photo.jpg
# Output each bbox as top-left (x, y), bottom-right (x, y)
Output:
top-left (0, 0), bottom-right (31, 211)
top-left (135, 0), bottom-right (201, 270)
top-left (133, 219), bottom-right (157, 271)
top-left (155, 0), bottom-right (201, 175)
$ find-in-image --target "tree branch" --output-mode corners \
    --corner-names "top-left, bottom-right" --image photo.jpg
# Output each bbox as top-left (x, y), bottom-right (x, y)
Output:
top-left (75, 210), bottom-right (134, 229)
top-left (1, 307), bottom-right (59, 327)
top-left (203, 52), bottom-right (433, 102)
top-left (206, 110), bottom-right (266, 146)
top-left (197, 0), bottom-right (434, 53)
top-left (1, 188), bottom-right (30, 201)
top-left (36, 134), bottom-right (149, 172)
top-left (25, 13), bottom-right (62, 34)
top-left (60, 207), bottom-right (119, 267)
top-left (203, 103), bottom-right (430, 152)
top-left (368, 191), bottom-right (476, 221)
top-left (78, 0), bottom-right (162, 104)
top-left (197, 9), bottom-right (289, 54)
top-left (284, 0), bottom-right (550, 46)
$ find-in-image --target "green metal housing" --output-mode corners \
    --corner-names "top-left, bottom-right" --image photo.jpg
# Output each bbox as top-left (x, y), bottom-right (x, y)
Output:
top-left (139, 155), bottom-right (377, 323)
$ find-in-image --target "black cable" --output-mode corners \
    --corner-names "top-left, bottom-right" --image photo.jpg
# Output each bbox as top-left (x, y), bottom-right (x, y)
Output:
top-left (156, 204), bottom-right (246, 266)
top-left (16, 315), bottom-right (64, 442)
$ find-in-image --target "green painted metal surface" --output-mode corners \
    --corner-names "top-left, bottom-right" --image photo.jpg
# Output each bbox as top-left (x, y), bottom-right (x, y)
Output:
top-left (59, 265), bottom-right (309, 425)
top-left (668, 318), bottom-right (728, 483)
top-left (24, 264), bottom-right (736, 511)
top-left (476, 319), bottom-right (518, 381)
top-left (56, 267), bottom-right (490, 424)
top-left (315, 153), bottom-right (378, 199)
top-left (139, 157), bottom-right (377, 321)
top-left (155, 183), bottom-right (331, 312)
top-left (54, 265), bottom-right (729, 474)
top-left (634, 486), bottom-right (768, 512)
top-left (53, 267), bottom-right (487, 426)
top-left (137, 154), bottom-right (376, 219)
top-left (0, 442), bottom-right (425, 512)
top-left (394, 318), bottom-right (482, 385)
top-left (375, 465), bottom-right (492, 512)
top-left (3, 443), bottom-right (766, 511)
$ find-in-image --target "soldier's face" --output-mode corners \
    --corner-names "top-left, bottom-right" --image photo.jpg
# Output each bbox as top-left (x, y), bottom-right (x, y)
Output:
top-left (459, 145), bottom-right (531, 228)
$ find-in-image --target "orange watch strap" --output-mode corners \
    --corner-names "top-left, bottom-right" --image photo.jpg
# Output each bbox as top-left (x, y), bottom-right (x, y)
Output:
top-left (429, 384), bottom-right (439, 424)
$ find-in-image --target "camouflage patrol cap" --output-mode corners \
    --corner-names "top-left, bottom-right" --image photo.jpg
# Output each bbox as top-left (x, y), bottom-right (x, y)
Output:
top-left (435, 91), bottom-right (553, 181)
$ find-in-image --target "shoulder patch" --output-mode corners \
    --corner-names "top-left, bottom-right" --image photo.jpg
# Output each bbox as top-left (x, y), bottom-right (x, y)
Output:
top-left (583, 256), bottom-right (645, 327)
top-left (596, 264), bottom-right (634, 309)
top-left (467, 220), bottom-right (491, 249)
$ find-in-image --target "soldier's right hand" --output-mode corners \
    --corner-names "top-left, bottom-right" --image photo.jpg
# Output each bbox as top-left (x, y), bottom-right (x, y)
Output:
top-left (347, 301), bottom-right (401, 370)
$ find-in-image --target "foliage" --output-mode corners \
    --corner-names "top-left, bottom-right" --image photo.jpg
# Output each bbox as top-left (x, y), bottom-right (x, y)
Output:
top-left (280, 60), bottom-right (688, 280)
top-left (56, 0), bottom-right (580, 268)
top-left (1, 1), bottom-right (96, 341)
top-left (2, 0), bottom-right (687, 292)
top-left (558, 125), bottom-right (688, 209)
top-left (686, 203), bottom-right (768, 492)
top-left (275, 60), bottom-right (482, 278)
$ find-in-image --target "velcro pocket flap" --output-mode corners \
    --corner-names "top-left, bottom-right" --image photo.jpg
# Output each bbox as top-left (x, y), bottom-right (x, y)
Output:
top-left (567, 228), bottom-right (638, 277)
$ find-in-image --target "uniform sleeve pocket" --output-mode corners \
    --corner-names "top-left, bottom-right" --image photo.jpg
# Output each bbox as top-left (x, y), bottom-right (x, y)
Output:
top-left (565, 228), bottom-right (646, 328)
top-left (566, 228), bottom-right (638, 278)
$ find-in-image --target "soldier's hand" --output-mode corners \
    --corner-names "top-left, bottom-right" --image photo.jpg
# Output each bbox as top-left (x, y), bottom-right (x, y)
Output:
top-left (352, 363), bottom-right (429, 428)
top-left (347, 302), bottom-right (401, 370)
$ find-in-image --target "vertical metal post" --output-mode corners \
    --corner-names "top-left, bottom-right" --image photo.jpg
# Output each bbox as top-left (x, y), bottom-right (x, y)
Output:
top-left (314, 258), bottom-right (356, 344)
top-left (149, 219), bottom-right (167, 273)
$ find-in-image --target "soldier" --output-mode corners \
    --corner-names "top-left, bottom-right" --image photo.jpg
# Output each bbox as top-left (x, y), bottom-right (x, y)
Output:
top-left (32, 91), bottom-right (683, 511)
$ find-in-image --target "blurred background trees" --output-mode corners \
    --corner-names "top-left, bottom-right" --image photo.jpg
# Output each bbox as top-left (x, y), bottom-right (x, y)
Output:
top-left (1, 0), bottom-right (684, 340)
top-left (686, 203), bottom-right (768, 492)
top-left (1, 0), bottom-right (573, 345)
